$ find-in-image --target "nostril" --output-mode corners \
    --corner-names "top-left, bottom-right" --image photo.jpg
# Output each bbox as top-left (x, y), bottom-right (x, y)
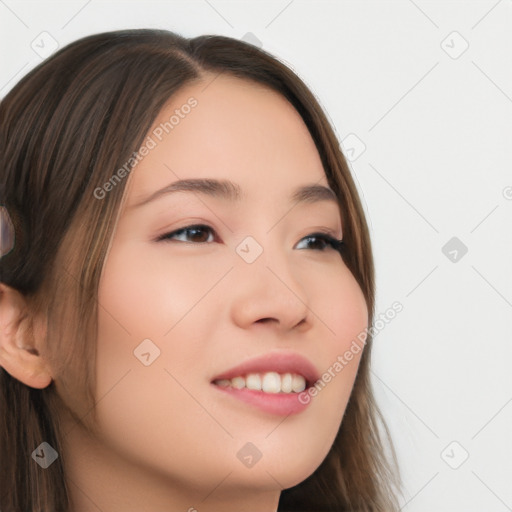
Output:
top-left (257, 318), bottom-right (275, 325)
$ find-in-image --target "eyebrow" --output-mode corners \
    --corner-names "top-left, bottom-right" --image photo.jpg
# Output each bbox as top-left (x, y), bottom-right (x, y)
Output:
top-left (130, 178), bottom-right (339, 209)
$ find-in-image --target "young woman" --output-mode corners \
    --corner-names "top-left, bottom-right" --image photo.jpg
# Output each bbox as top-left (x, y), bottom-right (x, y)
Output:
top-left (0, 29), bottom-right (402, 511)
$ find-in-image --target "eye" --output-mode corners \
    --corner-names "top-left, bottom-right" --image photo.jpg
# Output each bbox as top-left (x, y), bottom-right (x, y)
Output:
top-left (295, 232), bottom-right (344, 252)
top-left (157, 224), bottom-right (344, 253)
top-left (156, 224), bottom-right (216, 244)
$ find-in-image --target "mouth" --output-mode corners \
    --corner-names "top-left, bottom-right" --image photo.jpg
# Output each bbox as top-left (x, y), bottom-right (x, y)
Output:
top-left (212, 371), bottom-right (311, 394)
top-left (210, 352), bottom-right (319, 416)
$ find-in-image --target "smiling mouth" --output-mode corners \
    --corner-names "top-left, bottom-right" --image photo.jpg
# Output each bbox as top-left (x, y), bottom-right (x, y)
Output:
top-left (212, 371), bottom-right (310, 394)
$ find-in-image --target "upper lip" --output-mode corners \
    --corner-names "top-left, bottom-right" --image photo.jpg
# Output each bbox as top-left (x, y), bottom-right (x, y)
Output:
top-left (211, 351), bottom-right (320, 388)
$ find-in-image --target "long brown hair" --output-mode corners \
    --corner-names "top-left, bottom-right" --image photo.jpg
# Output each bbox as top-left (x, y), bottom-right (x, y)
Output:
top-left (0, 29), bottom-right (402, 511)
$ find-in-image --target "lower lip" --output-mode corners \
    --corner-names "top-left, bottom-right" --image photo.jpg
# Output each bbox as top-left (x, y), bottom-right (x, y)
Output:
top-left (212, 384), bottom-right (311, 416)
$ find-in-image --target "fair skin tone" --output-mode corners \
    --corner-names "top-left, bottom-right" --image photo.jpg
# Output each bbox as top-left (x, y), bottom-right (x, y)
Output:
top-left (0, 73), bottom-right (368, 512)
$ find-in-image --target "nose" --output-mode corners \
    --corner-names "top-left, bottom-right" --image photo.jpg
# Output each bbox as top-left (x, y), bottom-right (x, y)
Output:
top-left (229, 240), bottom-right (311, 334)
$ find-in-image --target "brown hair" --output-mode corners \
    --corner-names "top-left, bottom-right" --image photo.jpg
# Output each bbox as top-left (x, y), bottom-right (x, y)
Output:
top-left (0, 29), bottom-right (402, 511)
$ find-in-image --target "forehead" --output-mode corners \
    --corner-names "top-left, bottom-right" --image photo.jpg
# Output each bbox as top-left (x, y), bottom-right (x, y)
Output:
top-left (124, 73), bottom-right (330, 208)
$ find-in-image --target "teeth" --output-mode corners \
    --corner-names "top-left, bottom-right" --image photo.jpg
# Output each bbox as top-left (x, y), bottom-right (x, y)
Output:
top-left (214, 372), bottom-right (307, 394)
top-left (292, 374), bottom-right (306, 392)
top-left (262, 372), bottom-right (280, 393)
top-left (231, 376), bottom-right (245, 389)
top-left (246, 373), bottom-right (261, 391)
top-left (281, 373), bottom-right (293, 393)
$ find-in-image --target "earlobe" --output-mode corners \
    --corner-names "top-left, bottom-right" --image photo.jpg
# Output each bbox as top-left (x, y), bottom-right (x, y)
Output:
top-left (0, 283), bottom-right (53, 389)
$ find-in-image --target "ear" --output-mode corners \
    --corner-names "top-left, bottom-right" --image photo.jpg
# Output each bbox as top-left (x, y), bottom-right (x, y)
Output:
top-left (0, 282), bottom-right (53, 389)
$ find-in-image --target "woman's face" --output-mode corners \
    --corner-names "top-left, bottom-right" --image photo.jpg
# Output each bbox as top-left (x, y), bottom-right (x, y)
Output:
top-left (78, 74), bottom-right (368, 505)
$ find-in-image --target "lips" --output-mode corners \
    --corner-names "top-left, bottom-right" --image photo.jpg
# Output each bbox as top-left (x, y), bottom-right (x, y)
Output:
top-left (210, 351), bottom-right (320, 415)
top-left (211, 351), bottom-right (320, 389)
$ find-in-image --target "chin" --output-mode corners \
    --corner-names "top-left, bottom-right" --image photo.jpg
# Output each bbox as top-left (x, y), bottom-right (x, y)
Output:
top-left (229, 439), bottom-right (332, 492)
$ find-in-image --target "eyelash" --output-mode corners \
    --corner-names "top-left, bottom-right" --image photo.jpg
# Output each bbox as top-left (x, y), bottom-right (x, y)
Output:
top-left (156, 224), bottom-right (344, 253)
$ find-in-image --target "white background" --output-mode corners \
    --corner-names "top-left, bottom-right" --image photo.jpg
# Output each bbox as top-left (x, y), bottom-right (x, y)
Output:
top-left (1, 1), bottom-right (511, 510)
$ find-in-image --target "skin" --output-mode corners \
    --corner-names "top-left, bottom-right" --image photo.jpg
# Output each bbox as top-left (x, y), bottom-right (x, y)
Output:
top-left (0, 73), bottom-right (368, 512)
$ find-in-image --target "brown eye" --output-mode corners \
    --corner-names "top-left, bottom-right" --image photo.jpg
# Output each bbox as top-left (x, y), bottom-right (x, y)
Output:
top-left (158, 224), bottom-right (216, 244)
top-left (295, 233), bottom-right (344, 252)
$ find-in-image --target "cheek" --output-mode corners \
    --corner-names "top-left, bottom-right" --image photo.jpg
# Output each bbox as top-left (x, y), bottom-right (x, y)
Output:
top-left (308, 261), bottom-right (369, 362)
top-left (297, 263), bottom-right (368, 442)
top-left (94, 239), bottom-right (221, 406)
top-left (97, 240), bottom-right (227, 339)
top-left (328, 267), bottom-right (368, 395)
